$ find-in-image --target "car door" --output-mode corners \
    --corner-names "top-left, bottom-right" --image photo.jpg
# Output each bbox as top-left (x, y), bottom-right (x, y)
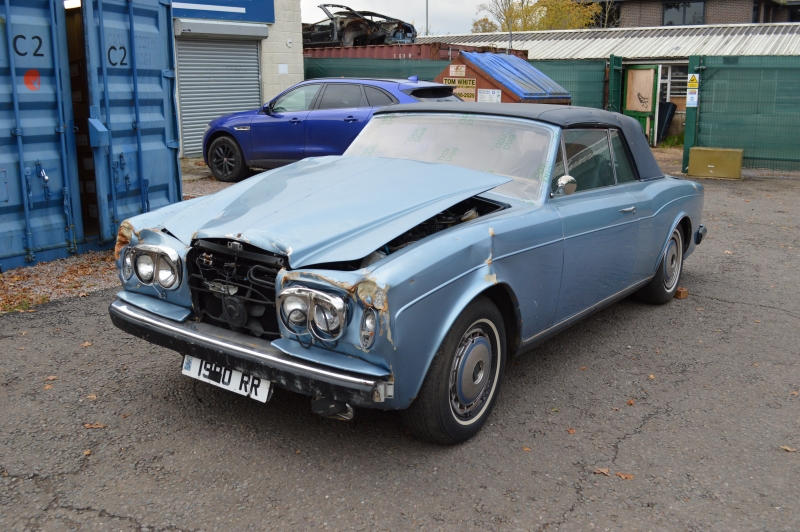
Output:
top-left (249, 84), bottom-right (322, 166)
top-left (304, 84), bottom-right (372, 158)
top-left (550, 129), bottom-right (641, 323)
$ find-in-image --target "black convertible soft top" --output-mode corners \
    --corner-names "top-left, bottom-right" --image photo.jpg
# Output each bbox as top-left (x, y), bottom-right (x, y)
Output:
top-left (374, 102), bottom-right (664, 180)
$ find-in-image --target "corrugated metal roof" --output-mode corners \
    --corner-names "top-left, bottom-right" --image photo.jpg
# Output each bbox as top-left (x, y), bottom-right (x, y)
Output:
top-left (418, 24), bottom-right (800, 60)
top-left (461, 52), bottom-right (570, 100)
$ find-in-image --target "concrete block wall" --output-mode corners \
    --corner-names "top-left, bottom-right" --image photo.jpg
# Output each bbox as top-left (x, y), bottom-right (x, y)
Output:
top-left (260, 0), bottom-right (304, 103)
top-left (619, 0), bottom-right (785, 27)
top-left (620, 0), bottom-right (663, 27)
top-left (706, 0), bottom-right (753, 24)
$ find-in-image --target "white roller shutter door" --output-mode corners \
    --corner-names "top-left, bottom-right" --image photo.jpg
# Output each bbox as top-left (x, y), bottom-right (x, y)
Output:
top-left (177, 38), bottom-right (261, 157)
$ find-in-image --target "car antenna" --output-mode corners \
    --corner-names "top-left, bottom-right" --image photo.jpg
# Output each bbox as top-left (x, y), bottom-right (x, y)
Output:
top-left (408, 76), bottom-right (418, 83)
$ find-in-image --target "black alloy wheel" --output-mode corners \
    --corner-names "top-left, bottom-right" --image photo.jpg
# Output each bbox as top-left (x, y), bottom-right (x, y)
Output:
top-left (208, 136), bottom-right (247, 182)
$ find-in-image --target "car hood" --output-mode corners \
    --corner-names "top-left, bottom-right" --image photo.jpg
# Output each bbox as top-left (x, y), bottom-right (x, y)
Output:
top-left (161, 156), bottom-right (510, 268)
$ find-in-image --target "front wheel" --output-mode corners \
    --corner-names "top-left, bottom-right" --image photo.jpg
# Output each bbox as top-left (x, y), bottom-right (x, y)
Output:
top-left (635, 226), bottom-right (684, 304)
top-left (208, 136), bottom-right (248, 182)
top-left (401, 297), bottom-right (506, 445)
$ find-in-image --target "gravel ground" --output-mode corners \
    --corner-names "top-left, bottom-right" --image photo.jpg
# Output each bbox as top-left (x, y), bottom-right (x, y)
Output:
top-left (1, 173), bottom-right (798, 531)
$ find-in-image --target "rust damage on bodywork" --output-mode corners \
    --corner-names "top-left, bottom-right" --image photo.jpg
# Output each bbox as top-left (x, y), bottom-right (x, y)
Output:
top-left (114, 220), bottom-right (137, 259)
top-left (282, 270), bottom-right (393, 344)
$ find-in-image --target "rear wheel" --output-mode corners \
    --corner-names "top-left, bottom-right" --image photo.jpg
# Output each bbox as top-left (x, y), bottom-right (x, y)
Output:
top-left (208, 136), bottom-right (247, 182)
top-left (401, 297), bottom-right (506, 445)
top-left (635, 226), bottom-right (684, 304)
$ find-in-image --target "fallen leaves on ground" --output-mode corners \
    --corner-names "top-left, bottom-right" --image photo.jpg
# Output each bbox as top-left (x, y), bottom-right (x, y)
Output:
top-left (648, 374), bottom-right (655, 380)
top-left (43, 384), bottom-right (53, 390)
top-left (580, 366), bottom-right (587, 371)
top-left (523, 447), bottom-right (532, 452)
top-left (551, 408), bottom-right (560, 412)
top-left (81, 341), bottom-right (92, 348)
top-left (0, 251), bottom-right (117, 313)
top-left (791, 391), bottom-right (799, 396)
top-left (83, 423), bottom-right (106, 429)
top-left (780, 446), bottom-right (797, 453)
top-left (83, 449), bottom-right (92, 456)
top-left (86, 394), bottom-right (97, 400)
top-left (593, 468), bottom-right (610, 476)
top-left (44, 376), bottom-right (58, 381)
top-left (616, 472), bottom-right (634, 480)
top-left (567, 428), bottom-right (576, 435)
top-left (627, 399), bottom-right (635, 406)
top-left (724, 250), bottom-right (734, 254)
top-left (295, 450), bottom-right (301, 455)
top-left (612, 407), bottom-right (619, 411)
top-left (121, 413), bottom-right (130, 419)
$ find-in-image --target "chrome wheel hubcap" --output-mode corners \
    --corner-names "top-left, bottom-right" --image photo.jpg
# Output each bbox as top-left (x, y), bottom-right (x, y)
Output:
top-left (663, 231), bottom-right (682, 291)
top-left (449, 327), bottom-right (495, 420)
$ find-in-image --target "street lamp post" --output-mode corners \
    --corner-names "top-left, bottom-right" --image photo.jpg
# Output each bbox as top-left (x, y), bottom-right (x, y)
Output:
top-left (426, 0), bottom-right (428, 35)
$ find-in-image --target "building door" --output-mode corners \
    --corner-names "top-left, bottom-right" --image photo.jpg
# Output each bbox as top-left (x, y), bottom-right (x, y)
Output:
top-left (622, 65), bottom-right (660, 146)
top-left (176, 38), bottom-right (261, 158)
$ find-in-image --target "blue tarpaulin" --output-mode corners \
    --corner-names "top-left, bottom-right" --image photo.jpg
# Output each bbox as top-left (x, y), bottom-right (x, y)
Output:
top-left (461, 52), bottom-right (571, 102)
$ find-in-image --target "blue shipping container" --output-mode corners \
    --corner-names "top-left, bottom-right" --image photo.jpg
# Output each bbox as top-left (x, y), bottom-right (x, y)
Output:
top-left (0, 0), bottom-right (180, 272)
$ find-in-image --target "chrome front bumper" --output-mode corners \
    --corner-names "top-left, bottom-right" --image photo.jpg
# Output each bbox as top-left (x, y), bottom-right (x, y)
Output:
top-left (108, 300), bottom-right (385, 407)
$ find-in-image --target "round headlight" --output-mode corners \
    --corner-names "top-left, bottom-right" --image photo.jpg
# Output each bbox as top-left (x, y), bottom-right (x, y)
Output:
top-left (122, 248), bottom-right (134, 280)
top-left (282, 295), bottom-right (308, 327)
top-left (135, 254), bottom-right (154, 283)
top-left (157, 256), bottom-right (177, 288)
top-left (360, 307), bottom-right (377, 349)
top-left (313, 301), bottom-right (341, 332)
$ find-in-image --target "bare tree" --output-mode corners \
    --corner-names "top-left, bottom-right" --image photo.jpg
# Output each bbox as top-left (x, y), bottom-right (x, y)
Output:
top-left (476, 0), bottom-right (519, 31)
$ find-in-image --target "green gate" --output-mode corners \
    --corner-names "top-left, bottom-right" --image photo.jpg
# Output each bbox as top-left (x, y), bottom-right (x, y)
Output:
top-left (683, 55), bottom-right (800, 172)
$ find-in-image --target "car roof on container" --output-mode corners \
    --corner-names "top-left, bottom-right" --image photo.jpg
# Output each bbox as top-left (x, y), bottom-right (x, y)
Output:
top-left (373, 102), bottom-right (664, 180)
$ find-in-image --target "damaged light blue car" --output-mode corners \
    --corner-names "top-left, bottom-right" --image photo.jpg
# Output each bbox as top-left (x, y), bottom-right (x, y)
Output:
top-left (109, 103), bottom-right (706, 444)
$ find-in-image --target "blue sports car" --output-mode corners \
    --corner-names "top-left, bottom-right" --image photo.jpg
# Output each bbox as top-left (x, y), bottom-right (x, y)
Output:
top-left (112, 103), bottom-right (706, 444)
top-left (202, 77), bottom-right (459, 181)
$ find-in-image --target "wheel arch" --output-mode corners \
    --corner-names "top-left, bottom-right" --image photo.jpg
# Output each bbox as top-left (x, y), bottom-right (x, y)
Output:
top-left (204, 131), bottom-right (242, 162)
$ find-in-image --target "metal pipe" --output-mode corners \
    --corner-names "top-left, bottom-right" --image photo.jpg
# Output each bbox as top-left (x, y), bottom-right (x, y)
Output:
top-left (127, 0), bottom-right (148, 213)
top-left (48, 0), bottom-right (77, 252)
top-left (3, 0), bottom-right (35, 261)
top-left (95, 0), bottom-right (121, 234)
top-left (425, 0), bottom-right (428, 36)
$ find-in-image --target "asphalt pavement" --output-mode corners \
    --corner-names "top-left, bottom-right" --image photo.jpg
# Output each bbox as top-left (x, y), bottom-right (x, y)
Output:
top-left (1, 175), bottom-right (799, 531)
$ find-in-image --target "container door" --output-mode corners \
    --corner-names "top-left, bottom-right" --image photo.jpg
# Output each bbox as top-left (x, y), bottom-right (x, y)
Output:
top-left (82, 0), bottom-right (181, 243)
top-left (0, 0), bottom-right (81, 271)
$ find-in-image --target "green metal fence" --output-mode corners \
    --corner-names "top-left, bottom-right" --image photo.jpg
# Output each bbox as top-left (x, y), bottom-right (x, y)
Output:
top-left (529, 60), bottom-right (607, 109)
top-left (304, 58), bottom-right (451, 81)
top-left (684, 55), bottom-right (800, 172)
top-left (303, 57), bottom-right (608, 109)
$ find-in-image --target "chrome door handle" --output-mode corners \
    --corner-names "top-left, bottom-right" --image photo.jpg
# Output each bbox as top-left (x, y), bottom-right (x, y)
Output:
top-left (619, 206), bottom-right (636, 214)
top-left (343, 116), bottom-right (359, 122)
top-left (289, 118), bottom-right (301, 124)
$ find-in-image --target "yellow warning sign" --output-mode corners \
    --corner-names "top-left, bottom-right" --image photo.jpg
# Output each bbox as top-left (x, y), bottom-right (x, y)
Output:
top-left (687, 73), bottom-right (700, 89)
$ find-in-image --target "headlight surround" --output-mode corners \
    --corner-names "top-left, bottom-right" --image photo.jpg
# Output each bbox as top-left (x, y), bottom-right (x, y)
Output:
top-left (129, 245), bottom-right (182, 290)
top-left (360, 307), bottom-right (377, 349)
top-left (122, 248), bottom-right (134, 280)
top-left (277, 286), bottom-right (347, 341)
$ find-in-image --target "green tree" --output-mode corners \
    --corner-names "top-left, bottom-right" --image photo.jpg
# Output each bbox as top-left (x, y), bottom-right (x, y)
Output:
top-left (478, 0), bottom-right (601, 32)
top-left (472, 16), bottom-right (500, 33)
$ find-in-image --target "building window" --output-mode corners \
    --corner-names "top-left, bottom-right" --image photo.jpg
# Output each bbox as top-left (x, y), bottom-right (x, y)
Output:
top-left (663, 2), bottom-right (705, 25)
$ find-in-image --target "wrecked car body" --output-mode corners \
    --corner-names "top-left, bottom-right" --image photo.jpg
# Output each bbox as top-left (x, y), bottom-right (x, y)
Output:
top-left (302, 4), bottom-right (416, 48)
top-left (109, 102), bottom-right (706, 444)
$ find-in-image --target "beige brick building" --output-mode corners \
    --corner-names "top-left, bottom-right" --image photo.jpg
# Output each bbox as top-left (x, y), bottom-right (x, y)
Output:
top-left (619, 0), bottom-right (796, 27)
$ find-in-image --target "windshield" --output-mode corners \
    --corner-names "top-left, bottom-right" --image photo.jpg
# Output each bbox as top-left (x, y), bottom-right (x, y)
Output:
top-left (344, 113), bottom-right (556, 201)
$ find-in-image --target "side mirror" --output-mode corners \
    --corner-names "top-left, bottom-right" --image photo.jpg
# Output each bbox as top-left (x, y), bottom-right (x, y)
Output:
top-left (555, 175), bottom-right (577, 196)
top-left (263, 102), bottom-right (273, 114)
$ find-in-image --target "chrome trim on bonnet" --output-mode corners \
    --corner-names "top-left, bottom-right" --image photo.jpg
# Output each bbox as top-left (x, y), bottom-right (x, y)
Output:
top-left (109, 300), bottom-right (377, 392)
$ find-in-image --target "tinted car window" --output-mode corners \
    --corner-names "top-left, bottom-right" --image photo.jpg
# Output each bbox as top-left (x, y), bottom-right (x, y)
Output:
top-left (272, 84), bottom-right (321, 112)
top-left (364, 86), bottom-right (396, 107)
top-left (610, 130), bottom-right (638, 183)
top-left (563, 130), bottom-right (615, 192)
top-left (406, 88), bottom-right (461, 102)
top-left (318, 84), bottom-right (364, 110)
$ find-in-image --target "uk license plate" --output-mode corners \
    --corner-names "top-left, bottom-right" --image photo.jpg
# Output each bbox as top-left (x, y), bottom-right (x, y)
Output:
top-left (181, 355), bottom-right (271, 403)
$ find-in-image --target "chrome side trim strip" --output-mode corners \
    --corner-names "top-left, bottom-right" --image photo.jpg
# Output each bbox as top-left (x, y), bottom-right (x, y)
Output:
top-left (109, 300), bottom-right (377, 391)
top-left (520, 277), bottom-right (654, 347)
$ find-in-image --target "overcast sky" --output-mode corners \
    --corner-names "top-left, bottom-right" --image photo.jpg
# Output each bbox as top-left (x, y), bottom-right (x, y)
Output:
top-left (299, 0), bottom-right (484, 36)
